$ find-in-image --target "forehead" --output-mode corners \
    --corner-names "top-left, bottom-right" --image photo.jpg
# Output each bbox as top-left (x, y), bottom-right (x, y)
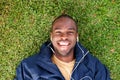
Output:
top-left (52, 17), bottom-right (77, 30)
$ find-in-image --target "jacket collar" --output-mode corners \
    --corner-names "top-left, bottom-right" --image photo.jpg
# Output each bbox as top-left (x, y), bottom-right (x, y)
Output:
top-left (39, 41), bottom-right (89, 62)
top-left (74, 42), bottom-right (89, 62)
top-left (37, 41), bottom-right (89, 79)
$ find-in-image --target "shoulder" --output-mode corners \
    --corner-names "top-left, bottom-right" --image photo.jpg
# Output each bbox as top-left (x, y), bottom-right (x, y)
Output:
top-left (84, 53), bottom-right (107, 71)
top-left (20, 53), bottom-right (40, 65)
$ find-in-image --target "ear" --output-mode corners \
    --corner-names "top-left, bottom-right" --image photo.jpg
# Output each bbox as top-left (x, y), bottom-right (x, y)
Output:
top-left (50, 37), bottom-right (52, 41)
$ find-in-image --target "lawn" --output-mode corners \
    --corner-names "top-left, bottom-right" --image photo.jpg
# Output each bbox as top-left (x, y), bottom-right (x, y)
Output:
top-left (0, 0), bottom-right (120, 80)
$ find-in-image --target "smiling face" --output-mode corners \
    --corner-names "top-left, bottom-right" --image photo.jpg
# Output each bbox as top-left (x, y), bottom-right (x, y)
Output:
top-left (50, 17), bottom-right (78, 61)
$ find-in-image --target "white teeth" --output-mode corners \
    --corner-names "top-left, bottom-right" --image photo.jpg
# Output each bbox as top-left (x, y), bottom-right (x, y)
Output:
top-left (59, 42), bottom-right (69, 46)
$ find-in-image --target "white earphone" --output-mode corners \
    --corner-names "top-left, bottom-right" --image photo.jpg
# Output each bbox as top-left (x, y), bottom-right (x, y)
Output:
top-left (77, 37), bottom-right (79, 42)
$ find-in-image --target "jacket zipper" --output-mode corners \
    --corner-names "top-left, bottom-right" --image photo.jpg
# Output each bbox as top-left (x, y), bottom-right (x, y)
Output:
top-left (70, 51), bottom-right (89, 80)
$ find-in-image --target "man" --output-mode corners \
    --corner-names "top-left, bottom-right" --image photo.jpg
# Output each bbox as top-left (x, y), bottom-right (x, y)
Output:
top-left (15, 14), bottom-right (111, 80)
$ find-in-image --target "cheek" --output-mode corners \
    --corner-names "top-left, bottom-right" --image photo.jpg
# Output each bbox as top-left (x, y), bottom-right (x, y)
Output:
top-left (69, 35), bottom-right (77, 40)
top-left (51, 34), bottom-right (60, 40)
top-left (51, 36), bottom-right (59, 44)
top-left (52, 36), bottom-right (57, 40)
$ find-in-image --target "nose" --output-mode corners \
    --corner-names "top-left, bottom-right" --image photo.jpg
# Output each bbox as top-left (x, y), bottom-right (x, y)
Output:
top-left (61, 33), bottom-right (68, 40)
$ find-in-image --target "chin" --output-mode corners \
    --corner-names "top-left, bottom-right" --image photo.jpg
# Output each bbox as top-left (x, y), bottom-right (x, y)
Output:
top-left (58, 51), bottom-right (71, 57)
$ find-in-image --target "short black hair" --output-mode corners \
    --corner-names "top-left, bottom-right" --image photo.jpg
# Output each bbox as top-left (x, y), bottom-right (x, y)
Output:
top-left (51, 14), bottom-right (78, 32)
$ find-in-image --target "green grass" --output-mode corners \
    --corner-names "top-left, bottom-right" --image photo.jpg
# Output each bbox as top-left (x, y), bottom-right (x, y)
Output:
top-left (0, 0), bottom-right (120, 80)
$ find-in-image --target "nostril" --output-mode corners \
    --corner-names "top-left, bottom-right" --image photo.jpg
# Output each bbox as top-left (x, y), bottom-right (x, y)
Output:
top-left (61, 36), bottom-right (68, 40)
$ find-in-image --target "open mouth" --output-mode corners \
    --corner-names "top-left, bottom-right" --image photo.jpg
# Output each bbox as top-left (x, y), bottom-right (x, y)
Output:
top-left (58, 41), bottom-right (70, 46)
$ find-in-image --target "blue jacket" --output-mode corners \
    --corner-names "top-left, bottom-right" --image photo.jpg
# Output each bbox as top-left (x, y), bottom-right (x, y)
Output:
top-left (15, 42), bottom-right (111, 80)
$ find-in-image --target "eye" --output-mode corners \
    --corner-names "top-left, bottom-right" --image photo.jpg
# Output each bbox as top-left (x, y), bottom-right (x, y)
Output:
top-left (55, 31), bottom-right (61, 35)
top-left (67, 31), bottom-right (74, 34)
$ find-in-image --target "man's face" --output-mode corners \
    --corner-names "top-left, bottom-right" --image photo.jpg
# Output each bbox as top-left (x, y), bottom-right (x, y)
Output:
top-left (51, 17), bottom-right (78, 57)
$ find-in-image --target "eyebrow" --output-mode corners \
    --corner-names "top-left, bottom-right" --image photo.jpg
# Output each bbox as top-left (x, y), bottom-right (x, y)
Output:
top-left (68, 27), bottom-right (76, 30)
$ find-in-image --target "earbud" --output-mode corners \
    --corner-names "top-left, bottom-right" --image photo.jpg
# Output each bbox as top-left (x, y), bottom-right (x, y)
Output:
top-left (77, 37), bottom-right (79, 42)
